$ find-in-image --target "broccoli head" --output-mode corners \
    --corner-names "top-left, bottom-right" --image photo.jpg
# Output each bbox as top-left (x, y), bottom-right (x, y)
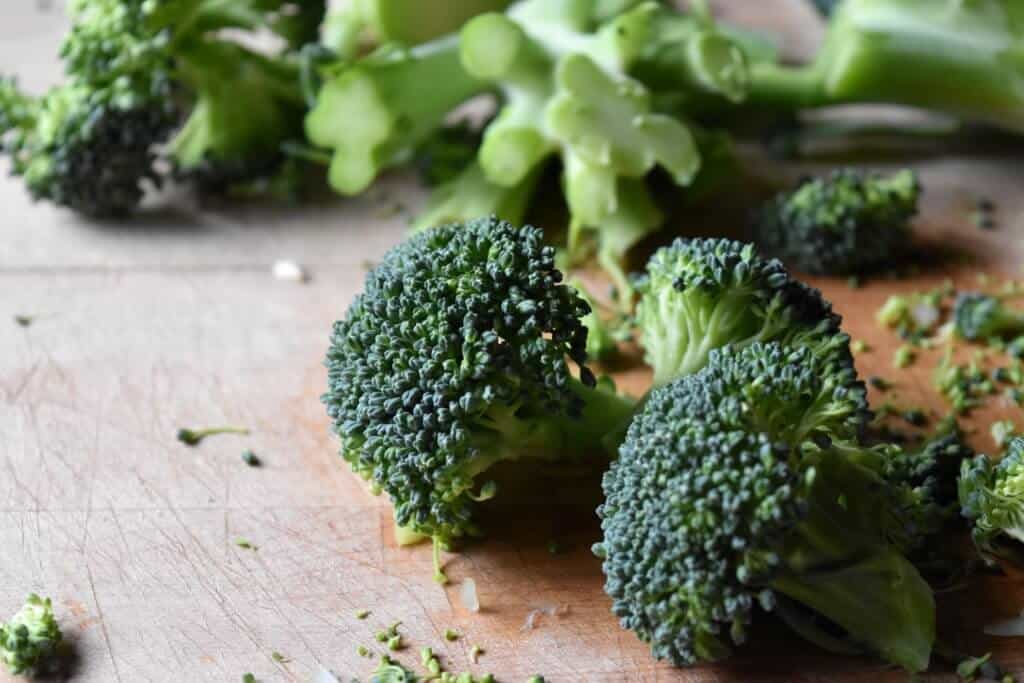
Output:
top-left (752, 168), bottom-right (920, 276)
top-left (322, 217), bottom-right (635, 555)
top-left (953, 292), bottom-right (1024, 342)
top-left (0, 0), bottom-right (325, 217)
top-left (960, 437), bottom-right (1024, 564)
top-left (594, 342), bottom-right (935, 671)
top-left (0, 594), bottom-right (62, 675)
top-left (635, 237), bottom-right (854, 388)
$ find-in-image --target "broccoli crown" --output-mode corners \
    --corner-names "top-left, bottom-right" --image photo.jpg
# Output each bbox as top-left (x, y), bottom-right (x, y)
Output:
top-left (323, 217), bottom-right (632, 544)
top-left (635, 237), bottom-right (853, 388)
top-left (0, 0), bottom-right (325, 217)
top-left (752, 168), bottom-right (920, 276)
top-left (595, 342), bottom-right (934, 671)
top-left (953, 292), bottom-right (1024, 341)
top-left (960, 437), bottom-right (1024, 559)
top-left (0, 595), bottom-right (62, 675)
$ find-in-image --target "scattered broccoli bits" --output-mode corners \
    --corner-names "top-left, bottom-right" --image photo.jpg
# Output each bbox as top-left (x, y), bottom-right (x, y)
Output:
top-left (0, 594), bottom-right (62, 675)
top-left (752, 168), bottom-right (919, 275)
top-left (176, 425), bottom-right (250, 447)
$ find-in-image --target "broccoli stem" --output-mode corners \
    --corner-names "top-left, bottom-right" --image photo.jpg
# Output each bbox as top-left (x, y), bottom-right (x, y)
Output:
top-left (747, 1), bottom-right (1024, 133)
top-left (770, 451), bottom-right (935, 672)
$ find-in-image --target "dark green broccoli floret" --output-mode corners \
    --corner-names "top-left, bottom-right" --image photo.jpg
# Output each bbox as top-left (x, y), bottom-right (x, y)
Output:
top-left (0, 595), bottom-right (62, 675)
top-left (594, 342), bottom-right (935, 672)
top-left (0, 0), bottom-right (325, 217)
top-left (960, 437), bottom-right (1024, 564)
top-left (953, 292), bottom-right (1024, 342)
top-left (635, 237), bottom-right (856, 389)
top-left (322, 217), bottom-right (635, 555)
top-left (752, 169), bottom-right (920, 276)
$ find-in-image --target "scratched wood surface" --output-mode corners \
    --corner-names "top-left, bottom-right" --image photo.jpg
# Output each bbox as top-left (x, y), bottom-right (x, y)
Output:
top-left (4, 2), bottom-right (1024, 682)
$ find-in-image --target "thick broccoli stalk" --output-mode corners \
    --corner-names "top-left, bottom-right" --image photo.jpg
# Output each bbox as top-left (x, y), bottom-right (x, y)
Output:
top-left (953, 292), bottom-right (1024, 342)
top-left (595, 342), bottom-right (934, 671)
top-left (752, 168), bottom-right (920, 276)
top-left (306, 36), bottom-right (485, 195)
top-left (412, 161), bottom-right (542, 232)
top-left (960, 437), bottom-right (1024, 564)
top-left (0, 595), bottom-right (62, 675)
top-left (634, 237), bottom-right (856, 388)
top-left (0, 0), bottom-right (325, 217)
top-left (322, 217), bottom-right (635, 552)
top-left (748, 0), bottom-right (1024, 134)
top-left (455, 0), bottom-right (749, 301)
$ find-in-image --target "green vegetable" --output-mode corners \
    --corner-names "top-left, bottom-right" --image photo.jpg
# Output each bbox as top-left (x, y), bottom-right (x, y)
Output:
top-left (0, 594), bottom-right (62, 675)
top-left (751, 168), bottom-right (919, 276)
top-left (0, 0), bottom-right (325, 217)
top-left (369, 656), bottom-right (419, 683)
top-left (595, 342), bottom-right (935, 671)
top-left (635, 238), bottom-right (862, 394)
top-left (960, 437), bottom-right (1024, 564)
top-left (242, 674), bottom-right (256, 683)
top-left (934, 351), bottom-right (994, 415)
top-left (748, 0), bottom-right (1024, 135)
top-left (176, 425), bottom-right (250, 447)
top-left (893, 345), bottom-right (916, 369)
top-left (992, 420), bottom-right (1018, 449)
top-left (321, 218), bottom-right (635, 560)
top-left (954, 292), bottom-right (1024, 341)
top-left (356, 609), bottom-right (371, 620)
top-left (241, 450), bottom-right (261, 467)
top-left (443, 629), bottom-right (459, 642)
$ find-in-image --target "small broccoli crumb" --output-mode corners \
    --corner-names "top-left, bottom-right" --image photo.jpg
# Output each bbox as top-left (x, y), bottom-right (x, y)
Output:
top-left (847, 276), bottom-right (861, 289)
top-left (357, 644), bottom-right (371, 658)
top-left (470, 645), bottom-right (483, 664)
top-left (355, 609), bottom-right (371, 620)
top-left (13, 315), bottom-right (34, 327)
top-left (992, 420), bottom-right (1018, 449)
top-left (386, 634), bottom-right (402, 651)
top-left (527, 676), bottom-right (546, 683)
top-left (271, 652), bottom-right (288, 664)
top-left (444, 628), bottom-right (459, 642)
top-left (894, 345), bottom-right (916, 368)
top-left (242, 675), bottom-right (256, 683)
top-left (235, 539), bottom-right (257, 551)
top-left (241, 450), bottom-right (261, 467)
top-left (851, 339), bottom-right (870, 354)
top-left (868, 376), bottom-right (891, 391)
top-left (176, 425), bottom-right (250, 446)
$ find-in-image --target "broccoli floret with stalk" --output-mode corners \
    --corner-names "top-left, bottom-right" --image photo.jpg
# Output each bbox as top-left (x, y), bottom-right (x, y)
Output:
top-left (747, 0), bottom-right (1024, 134)
top-left (752, 168), bottom-right (920, 275)
top-left (0, 595), bottom-right (62, 675)
top-left (322, 217), bottom-right (635, 569)
top-left (0, 0), bottom-right (325, 218)
top-left (595, 342), bottom-right (935, 671)
top-left (953, 292), bottom-right (1024, 342)
top-left (634, 237), bottom-right (858, 390)
top-left (960, 437), bottom-right (1024, 565)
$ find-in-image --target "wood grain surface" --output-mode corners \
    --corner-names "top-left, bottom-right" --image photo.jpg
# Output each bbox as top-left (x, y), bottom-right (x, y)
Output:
top-left (3, 2), bottom-right (1024, 682)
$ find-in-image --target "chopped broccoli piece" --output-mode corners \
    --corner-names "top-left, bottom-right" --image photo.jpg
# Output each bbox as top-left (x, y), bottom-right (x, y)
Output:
top-left (595, 342), bottom-right (935, 671)
top-left (954, 293), bottom-right (1024, 342)
top-left (0, 0), bottom-right (325, 217)
top-left (934, 350), bottom-right (994, 415)
top-left (634, 237), bottom-right (861, 395)
top-left (748, 0), bottom-right (1024, 135)
top-left (752, 169), bottom-right (919, 276)
top-left (176, 425), bottom-right (250, 447)
top-left (322, 217), bottom-right (635, 548)
top-left (893, 344), bottom-right (916, 369)
top-left (960, 437), bottom-right (1024, 564)
top-left (0, 594), bottom-right (62, 675)
top-left (992, 420), bottom-right (1018, 449)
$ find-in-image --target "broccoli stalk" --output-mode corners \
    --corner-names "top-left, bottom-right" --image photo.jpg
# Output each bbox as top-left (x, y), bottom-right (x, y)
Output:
top-left (0, 595), bottom-right (62, 675)
top-left (747, 0), bottom-right (1024, 134)
top-left (322, 217), bottom-right (635, 549)
top-left (953, 292), bottom-right (1024, 342)
top-left (595, 342), bottom-right (935, 671)
top-left (751, 168), bottom-right (920, 276)
top-left (306, 36), bottom-right (485, 195)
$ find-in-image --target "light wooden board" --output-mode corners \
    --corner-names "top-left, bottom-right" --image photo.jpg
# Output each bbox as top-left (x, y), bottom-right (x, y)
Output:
top-left (3, 2), bottom-right (1024, 682)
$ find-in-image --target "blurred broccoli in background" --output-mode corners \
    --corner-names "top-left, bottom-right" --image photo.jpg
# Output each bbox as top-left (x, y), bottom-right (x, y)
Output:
top-left (752, 169), bottom-right (919, 276)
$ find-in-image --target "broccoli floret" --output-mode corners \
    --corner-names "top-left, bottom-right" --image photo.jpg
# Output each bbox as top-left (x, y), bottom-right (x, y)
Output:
top-left (0, 595), bottom-right (62, 675)
top-left (322, 217), bottom-right (635, 553)
top-left (594, 342), bottom-right (935, 671)
top-left (634, 237), bottom-right (856, 389)
top-left (960, 437), bottom-right (1024, 564)
top-left (0, 0), bottom-right (325, 217)
top-left (752, 168), bottom-right (920, 276)
top-left (953, 292), bottom-right (1024, 342)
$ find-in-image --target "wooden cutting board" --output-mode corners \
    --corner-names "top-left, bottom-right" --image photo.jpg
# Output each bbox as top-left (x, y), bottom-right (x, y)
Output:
top-left (3, 2), bottom-right (1024, 682)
